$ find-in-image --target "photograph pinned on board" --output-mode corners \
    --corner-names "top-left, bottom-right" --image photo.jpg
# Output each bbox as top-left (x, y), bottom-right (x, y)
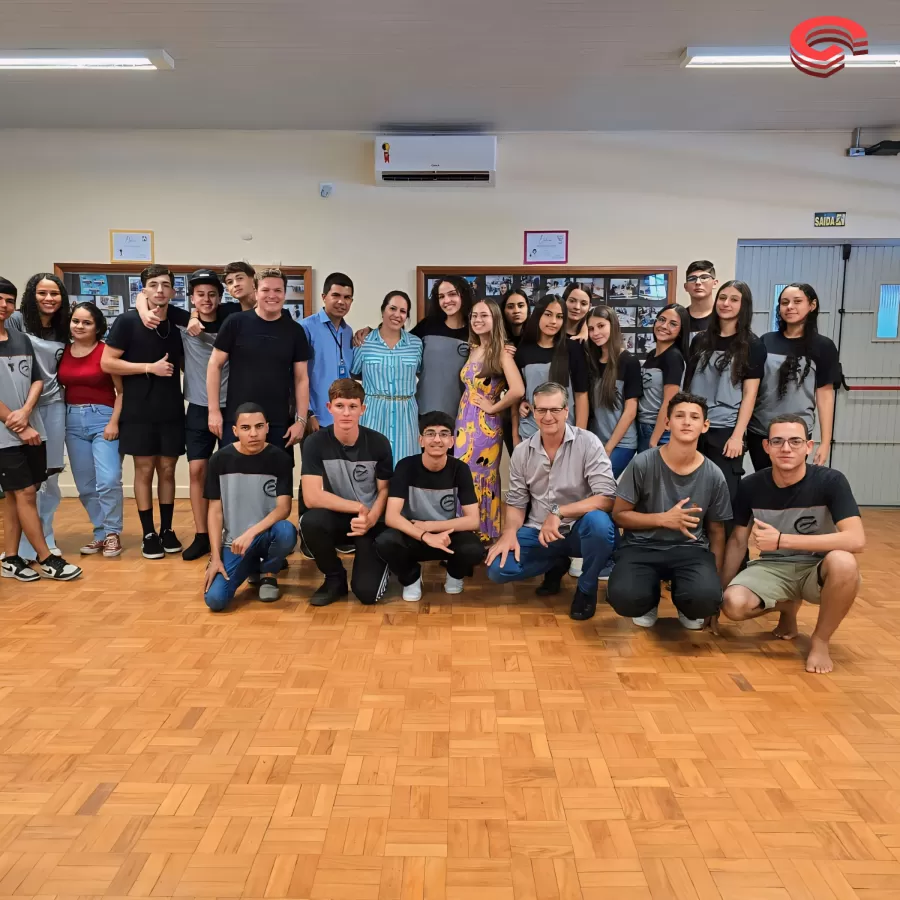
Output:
top-left (609, 278), bottom-right (638, 302)
top-left (638, 307), bottom-right (658, 328)
top-left (485, 275), bottom-right (513, 297)
top-left (545, 277), bottom-right (569, 296)
top-left (285, 279), bottom-right (305, 302)
top-left (640, 273), bottom-right (668, 301)
top-left (79, 274), bottom-right (109, 296)
top-left (623, 333), bottom-right (636, 352)
top-left (285, 304), bottom-right (304, 323)
top-left (635, 332), bottom-right (656, 355)
top-left (127, 276), bottom-right (143, 309)
top-left (171, 276), bottom-right (188, 309)
top-left (615, 307), bottom-right (636, 328)
top-left (587, 278), bottom-right (606, 300)
top-left (514, 277), bottom-right (535, 299)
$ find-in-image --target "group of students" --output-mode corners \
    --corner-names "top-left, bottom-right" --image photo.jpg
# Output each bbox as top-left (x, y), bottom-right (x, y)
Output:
top-left (0, 260), bottom-right (864, 672)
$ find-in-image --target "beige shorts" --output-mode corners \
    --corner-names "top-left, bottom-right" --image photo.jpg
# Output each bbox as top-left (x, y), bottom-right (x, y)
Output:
top-left (729, 559), bottom-right (823, 610)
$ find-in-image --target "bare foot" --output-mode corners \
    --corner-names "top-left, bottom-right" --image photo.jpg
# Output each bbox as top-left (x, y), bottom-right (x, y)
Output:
top-left (705, 613), bottom-right (720, 635)
top-left (805, 636), bottom-right (834, 674)
top-left (773, 609), bottom-right (799, 640)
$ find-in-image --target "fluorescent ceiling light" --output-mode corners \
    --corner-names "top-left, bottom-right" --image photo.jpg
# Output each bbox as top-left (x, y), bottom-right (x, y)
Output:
top-left (0, 50), bottom-right (174, 70)
top-left (683, 46), bottom-right (900, 69)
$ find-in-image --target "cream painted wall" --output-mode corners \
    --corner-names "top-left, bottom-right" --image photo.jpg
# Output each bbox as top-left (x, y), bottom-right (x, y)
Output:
top-left (1, 128), bottom-right (898, 495)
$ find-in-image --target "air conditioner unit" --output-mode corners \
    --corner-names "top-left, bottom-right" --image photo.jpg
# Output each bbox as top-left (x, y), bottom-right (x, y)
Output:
top-left (375, 135), bottom-right (497, 186)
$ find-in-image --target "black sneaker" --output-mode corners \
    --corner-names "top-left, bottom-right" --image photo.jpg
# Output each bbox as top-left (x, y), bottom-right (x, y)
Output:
top-left (39, 555), bottom-right (82, 581)
top-left (336, 543), bottom-right (356, 555)
top-left (569, 588), bottom-right (597, 621)
top-left (298, 534), bottom-right (315, 560)
top-left (258, 576), bottom-right (281, 602)
top-left (309, 572), bottom-right (348, 607)
top-left (160, 529), bottom-right (183, 554)
top-left (536, 561), bottom-right (569, 596)
top-left (1, 554), bottom-right (40, 582)
top-left (182, 533), bottom-right (210, 561)
top-left (142, 532), bottom-right (165, 559)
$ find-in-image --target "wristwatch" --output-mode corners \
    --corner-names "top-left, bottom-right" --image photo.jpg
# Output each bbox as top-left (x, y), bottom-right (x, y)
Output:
top-left (550, 504), bottom-right (561, 518)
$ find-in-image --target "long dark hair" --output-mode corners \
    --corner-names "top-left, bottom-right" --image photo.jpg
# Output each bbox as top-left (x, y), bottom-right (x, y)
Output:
top-left (584, 305), bottom-right (624, 410)
top-left (21, 273), bottom-right (70, 342)
top-left (502, 289), bottom-right (530, 334)
top-left (775, 283), bottom-right (818, 399)
top-left (518, 294), bottom-right (570, 385)
top-left (562, 282), bottom-right (590, 335)
top-left (657, 303), bottom-right (691, 360)
top-left (426, 276), bottom-right (474, 323)
top-left (69, 301), bottom-right (108, 341)
top-left (691, 280), bottom-right (754, 386)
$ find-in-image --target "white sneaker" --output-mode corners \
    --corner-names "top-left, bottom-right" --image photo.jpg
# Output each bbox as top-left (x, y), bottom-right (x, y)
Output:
top-left (678, 612), bottom-right (704, 631)
top-left (568, 558), bottom-right (583, 577)
top-left (444, 574), bottom-right (464, 594)
top-left (402, 577), bottom-right (423, 602)
top-left (632, 607), bottom-right (659, 628)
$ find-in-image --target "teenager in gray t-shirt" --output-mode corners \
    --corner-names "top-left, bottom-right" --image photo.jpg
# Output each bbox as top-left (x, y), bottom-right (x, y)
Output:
top-left (607, 391), bottom-right (732, 630)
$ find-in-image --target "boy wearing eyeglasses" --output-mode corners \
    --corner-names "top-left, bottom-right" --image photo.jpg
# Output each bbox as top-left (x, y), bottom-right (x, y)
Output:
top-left (720, 414), bottom-right (865, 674)
top-left (683, 260), bottom-right (719, 333)
top-left (375, 411), bottom-right (485, 601)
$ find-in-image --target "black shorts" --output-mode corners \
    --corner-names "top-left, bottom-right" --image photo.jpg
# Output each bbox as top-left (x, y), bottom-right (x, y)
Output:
top-left (118, 421), bottom-right (185, 458)
top-left (0, 442), bottom-right (48, 493)
top-left (185, 403), bottom-right (219, 462)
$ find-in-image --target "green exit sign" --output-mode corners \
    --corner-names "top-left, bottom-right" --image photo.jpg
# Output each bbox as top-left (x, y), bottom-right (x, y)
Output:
top-left (814, 211), bottom-right (846, 227)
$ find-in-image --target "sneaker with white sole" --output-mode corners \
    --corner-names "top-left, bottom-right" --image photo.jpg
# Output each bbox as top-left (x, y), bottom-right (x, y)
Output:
top-left (258, 576), bottom-right (281, 602)
top-left (568, 557), bottom-right (583, 577)
top-left (632, 606), bottom-right (659, 628)
top-left (1, 555), bottom-right (40, 582)
top-left (678, 612), bottom-right (704, 631)
top-left (402, 577), bottom-right (423, 602)
top-left (102, 534), bottom-right (123, 557)
top-left (39, 555), bottom-right (82, 581)
top-left (444, 574), bottom-right (464, 594)
top-left (80, 539), bottom-right (105, 555)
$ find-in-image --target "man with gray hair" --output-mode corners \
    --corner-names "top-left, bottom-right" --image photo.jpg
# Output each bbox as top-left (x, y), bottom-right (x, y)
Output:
top-left (486, 381), bottom-right (617, 620)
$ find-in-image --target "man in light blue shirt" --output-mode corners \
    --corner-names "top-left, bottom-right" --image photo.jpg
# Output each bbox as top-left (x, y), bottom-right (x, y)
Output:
top-left (301, 273), bottom-right (355, 429)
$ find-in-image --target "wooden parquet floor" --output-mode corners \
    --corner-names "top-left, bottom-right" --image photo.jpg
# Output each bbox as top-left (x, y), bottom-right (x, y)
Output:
top-left (1, 501), bottom-right (899, 900)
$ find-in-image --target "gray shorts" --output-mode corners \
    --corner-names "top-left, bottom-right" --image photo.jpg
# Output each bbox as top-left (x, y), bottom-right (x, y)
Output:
top-left (729, 559), bottom-right (823, 610)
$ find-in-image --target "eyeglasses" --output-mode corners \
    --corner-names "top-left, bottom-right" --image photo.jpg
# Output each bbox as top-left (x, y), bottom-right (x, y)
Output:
top-left (534, 407), bottom-right (567, 417)
top-left (686, 274), bottom-right (714, 284)
top-left (423, 430), bottom-right (453, 440)
top-left (767, 437), bottom-right (807, 448)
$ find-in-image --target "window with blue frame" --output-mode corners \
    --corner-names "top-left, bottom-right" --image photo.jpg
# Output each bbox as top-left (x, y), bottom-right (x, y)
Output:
top-left (875, 285), bottom-right (900, 340)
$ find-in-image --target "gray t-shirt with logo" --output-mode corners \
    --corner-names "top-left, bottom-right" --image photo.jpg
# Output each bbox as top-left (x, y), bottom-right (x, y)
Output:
top-left (6, 311), bottom-right (65, 406)
top-left (617, 448), bottom-right (732, 549)
top-left (389, 454), bottom-right (477, 521)
top-left (204, 443), bottom-right (293, 548)
top-left (0, 331), bottom-right (47, 449)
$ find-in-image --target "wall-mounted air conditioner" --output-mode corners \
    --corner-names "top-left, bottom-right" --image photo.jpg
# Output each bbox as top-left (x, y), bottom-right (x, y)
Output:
top-left (375, 135), bottom-right (497, 186)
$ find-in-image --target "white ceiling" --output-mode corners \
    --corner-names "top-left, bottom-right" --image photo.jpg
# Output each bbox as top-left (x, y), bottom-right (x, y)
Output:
top-left (1, 0), bottom-right (900, 131)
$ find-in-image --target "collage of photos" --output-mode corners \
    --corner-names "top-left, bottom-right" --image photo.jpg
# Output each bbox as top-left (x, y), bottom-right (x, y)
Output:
top-left (426, 271), bottom-right (669, 352)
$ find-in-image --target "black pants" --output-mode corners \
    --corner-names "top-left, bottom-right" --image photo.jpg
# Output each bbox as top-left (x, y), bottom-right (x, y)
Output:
top-left (299, 508), bottom-right (388, 604)
top-left (698, 427), bottom-right (746, 529)
top-left (747, 431), bottom-right (770, 472)
top-left (375, 528), bottom-right (485, 585)
top-left (607, 544), bottom-right (723, 620)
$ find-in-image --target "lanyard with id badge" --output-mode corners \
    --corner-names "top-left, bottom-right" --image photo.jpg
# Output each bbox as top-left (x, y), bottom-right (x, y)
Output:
top-left (327, 322), bottom-right (348, 379)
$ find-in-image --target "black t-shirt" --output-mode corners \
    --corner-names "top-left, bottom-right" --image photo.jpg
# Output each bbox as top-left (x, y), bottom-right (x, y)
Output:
top-left (214, 310), bottom-right (310, 424)
top-left (389, 454), bottom-right (478, 521)
top-left (591, 352), bottom-right (642, 400)
top-left (515, 340), bottom-right (590, 395)
top-left (105, 309), bottom-right (184, 424)
top-left (643, 345), bottom-right (686, 384)
top-left (301, 424), bottom-right (393, 509)
top-left (733, 465), bottom-right (859, 565)
top-left (690, 311), bottom-right (713, 333)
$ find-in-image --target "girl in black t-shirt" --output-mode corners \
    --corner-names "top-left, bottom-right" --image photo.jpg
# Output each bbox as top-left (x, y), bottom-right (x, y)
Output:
top-left (501, 290), bottom-right (529, 348)
top-left (563, 283), bottom-right (591, 342)
top-left (638, 304), bottom-right (689, 452)
top-left (748, 283), bottom-right (842, 471)
top-left (584, 306), bottom-right (642, 477)
top-left (512, 295), bottom-right (589, 443)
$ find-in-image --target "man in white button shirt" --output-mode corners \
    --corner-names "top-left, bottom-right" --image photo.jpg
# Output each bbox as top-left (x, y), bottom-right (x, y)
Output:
top-left (486, 381), bottom-right (617, 620)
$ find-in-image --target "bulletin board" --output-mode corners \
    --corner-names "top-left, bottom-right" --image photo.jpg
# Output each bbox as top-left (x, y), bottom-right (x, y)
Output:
top-left (417, 266), bottom-right (677, 355)
top-left (54, 263), bottom-right (314, 328)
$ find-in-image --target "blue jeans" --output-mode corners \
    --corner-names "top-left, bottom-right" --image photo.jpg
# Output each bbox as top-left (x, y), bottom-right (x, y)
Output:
top-left (64, 404), bottom-right (124, 540)
top-left (608, 446), bottom-right (636, 478)
top-left (637, 422), bottom-right (670, 453)
top-left (205, 520), bottom-right (297, 612)
top-left (19, 400), bottom-right (65, 559)
top-left (487, 510), bottom-right (616, 597)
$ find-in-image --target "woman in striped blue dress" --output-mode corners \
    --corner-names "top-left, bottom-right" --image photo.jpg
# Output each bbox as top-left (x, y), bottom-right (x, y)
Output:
top-left (351, 291), bottom-right (423, 464)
